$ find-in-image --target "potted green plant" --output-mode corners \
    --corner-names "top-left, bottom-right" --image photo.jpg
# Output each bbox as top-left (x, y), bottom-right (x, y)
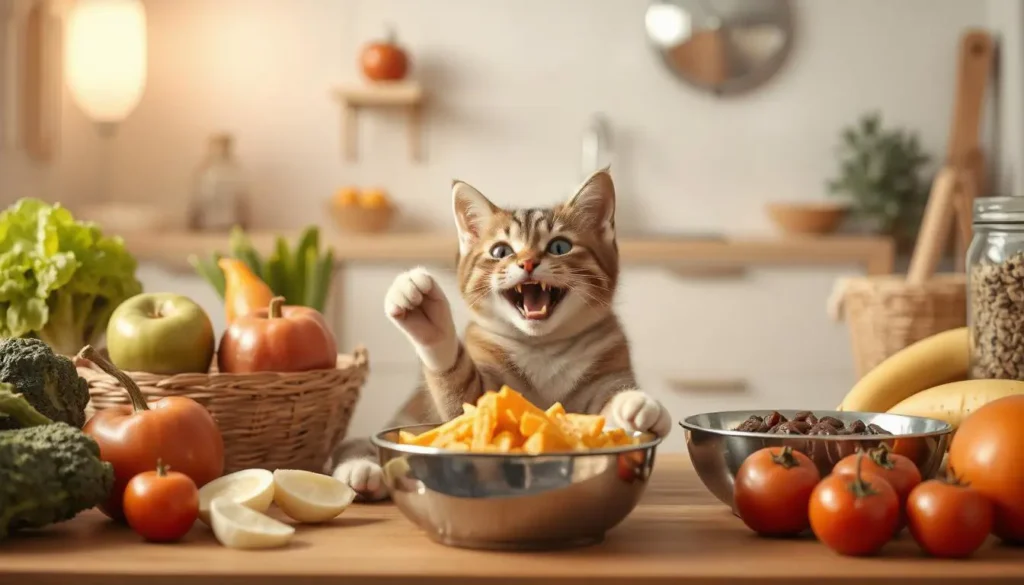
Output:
top-left (826, 112), bottom-right (932, 247)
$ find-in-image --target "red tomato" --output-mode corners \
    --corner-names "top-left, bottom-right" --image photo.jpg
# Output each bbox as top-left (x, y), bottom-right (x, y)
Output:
top-left (809, 453), bottom-right (899, 556)
top-left (359, 30), bottom-right (409, 81)
top-left (948, 394), bottom-right (1024, 544)
top-left (833, 445), bottom-right (921, 529)
top-left (123, 459), bottom-right (200, 542)
top-left (907, 476), bottom-right (994, 558)
top-left (733, 446), bottom-right (821, 537)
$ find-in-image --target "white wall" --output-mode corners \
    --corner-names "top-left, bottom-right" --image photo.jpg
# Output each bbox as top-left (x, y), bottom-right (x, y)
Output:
top-left (987, 0), bottom-right (1024, 198)
top-left (74, 0), bottom-right (988, 235)
top-left (0, 5), bottom-right (100, 208)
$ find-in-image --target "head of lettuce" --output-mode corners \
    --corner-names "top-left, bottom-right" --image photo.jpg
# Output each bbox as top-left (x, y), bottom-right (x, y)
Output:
top-left (0, 198), bottom-right (143, 356)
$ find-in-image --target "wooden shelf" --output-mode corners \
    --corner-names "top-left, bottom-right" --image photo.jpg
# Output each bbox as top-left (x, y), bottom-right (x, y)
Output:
top-left (119, 231), bottom-right (896, 275)
top-left (333, 81), bottom-right (424, 162)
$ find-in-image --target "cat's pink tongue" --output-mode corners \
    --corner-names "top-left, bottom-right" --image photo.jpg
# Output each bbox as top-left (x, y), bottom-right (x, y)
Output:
top-left (522, 286), bottom-right (551, 317)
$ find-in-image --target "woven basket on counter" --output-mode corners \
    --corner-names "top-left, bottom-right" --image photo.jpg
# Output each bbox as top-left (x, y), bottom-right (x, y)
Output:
top-left (78, 347), bottom-right (369, 474)
top-left (828, 274), bottom-right (966, 379)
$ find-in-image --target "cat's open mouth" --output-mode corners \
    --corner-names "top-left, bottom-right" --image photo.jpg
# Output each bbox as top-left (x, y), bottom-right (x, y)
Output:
top-left (501, 281), bottom-right (565, 320)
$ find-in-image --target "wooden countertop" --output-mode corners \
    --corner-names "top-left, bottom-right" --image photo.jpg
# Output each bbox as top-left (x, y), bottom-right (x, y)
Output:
top-left (3, 455), bottom-right (1021, 585)
top-left (120, 231), bottom-right (896, 275)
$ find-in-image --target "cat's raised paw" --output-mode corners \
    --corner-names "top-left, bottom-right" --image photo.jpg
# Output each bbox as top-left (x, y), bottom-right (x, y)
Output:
top-left (332, 458), bottom-right (390, 501)
top-left (384, 266), bottom-right (438, 316)
top-left (605, 390), bottom-right (672, 437)
top-left (384, 267), bottom-right (459, 371)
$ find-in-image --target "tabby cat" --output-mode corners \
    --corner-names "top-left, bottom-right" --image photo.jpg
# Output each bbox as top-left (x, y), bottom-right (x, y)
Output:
top-left (330, 168), bottom-right (671, 500)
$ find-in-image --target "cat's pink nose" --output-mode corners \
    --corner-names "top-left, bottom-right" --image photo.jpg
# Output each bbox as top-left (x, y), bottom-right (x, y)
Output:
top-left (519, 258), bottom-right (537, 273)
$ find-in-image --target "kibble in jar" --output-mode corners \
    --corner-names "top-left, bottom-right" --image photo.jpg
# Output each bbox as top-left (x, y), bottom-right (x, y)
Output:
top-left (968, 197), bottom-right (1024, 380)
top-left (969, 252), bottom-right (1024, 379)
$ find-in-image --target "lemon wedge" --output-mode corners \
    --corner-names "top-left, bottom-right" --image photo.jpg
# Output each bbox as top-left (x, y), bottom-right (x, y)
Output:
top-left (209, 498), bottom-right (295, 550)
top-left (272, 469), bottom-right (357, 523)
top-left (198, 468), bottom-right (275, 525)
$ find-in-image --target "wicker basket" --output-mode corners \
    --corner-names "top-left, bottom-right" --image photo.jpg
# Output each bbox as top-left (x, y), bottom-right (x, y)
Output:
top-left (78, 347), bottom-right (369, 474)
top-left (828, 274), bottom-right (967, 379)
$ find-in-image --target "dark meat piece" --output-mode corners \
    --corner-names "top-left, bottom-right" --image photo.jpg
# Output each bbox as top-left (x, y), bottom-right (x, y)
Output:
top-left (867, 423), bottom-right (892, 436)
top-left (763, 411), bottom-right (788, 428)
top-left (730, 411), bottom-right (892, 436)
top-left (846, 420), bottom-right (867, 434)
top-left (769, 420), bottom-right (812, 435)
top-left (735, 415), bottom-right (767, 432)
top-left (818, 416), bottom-right (845, 430)
top-left (808, 421), bottom-right (840, 436)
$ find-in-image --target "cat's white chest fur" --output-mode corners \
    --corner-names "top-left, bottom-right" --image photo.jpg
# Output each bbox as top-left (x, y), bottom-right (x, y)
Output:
top-left (506, 333), bottom-right (620, 401)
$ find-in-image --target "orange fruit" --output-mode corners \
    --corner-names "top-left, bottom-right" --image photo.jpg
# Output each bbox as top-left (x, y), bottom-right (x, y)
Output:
top-left (360, 188), bottom-right (390, 209)
top-left (334, 187), bottom-right (360, 207)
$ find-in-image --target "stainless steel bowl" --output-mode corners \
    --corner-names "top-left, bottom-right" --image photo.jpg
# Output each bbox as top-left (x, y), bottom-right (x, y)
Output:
top-left (680, 409), bottom-right (953, 510)
top-left (371, 424), bottom-right (662, 551)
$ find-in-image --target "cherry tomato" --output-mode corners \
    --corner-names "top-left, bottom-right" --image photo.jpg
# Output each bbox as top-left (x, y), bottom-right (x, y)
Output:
top-left (809, 453), bottom-right (899, 556)
top-left (907, 475), bottom-right (994, 558)
top-left (123, 459), bottom-right (200, 542)
top-left (733, 446), bottom-right (821, 537)
top-left (834, 445), bottom-right (921, 530)
top-left (617, 452), bottom-right (645, 483)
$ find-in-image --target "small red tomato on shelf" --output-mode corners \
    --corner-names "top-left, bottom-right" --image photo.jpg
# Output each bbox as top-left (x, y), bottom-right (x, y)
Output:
top-left (809, 453), bottom-right (899, 556)
top-left (733, 446), bottom-right (821, 537)
top-left (906, 473), bottom-right (994, 558)
top-left (123, 459), bottom-right (200, 543)
top-left (359, 27), bottom-right (410, 82)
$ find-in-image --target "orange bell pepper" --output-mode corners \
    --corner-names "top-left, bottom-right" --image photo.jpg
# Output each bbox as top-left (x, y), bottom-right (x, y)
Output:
top-left (218, 258), bottom-right (275, 325)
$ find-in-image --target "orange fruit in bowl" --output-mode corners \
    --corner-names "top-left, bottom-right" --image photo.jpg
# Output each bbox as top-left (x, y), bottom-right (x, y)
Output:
top-left (360, 188), bottom-right (390, 209)
top-left (333, 186), bottom-right (360, 207)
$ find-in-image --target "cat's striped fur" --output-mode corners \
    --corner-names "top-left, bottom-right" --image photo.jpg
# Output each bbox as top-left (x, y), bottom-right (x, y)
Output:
top-left (330, 168), bottom-right (671, 499)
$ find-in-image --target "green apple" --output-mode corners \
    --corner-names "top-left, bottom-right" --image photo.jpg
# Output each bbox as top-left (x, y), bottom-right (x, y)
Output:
top-left (106, 292), bottom-right (216, 375)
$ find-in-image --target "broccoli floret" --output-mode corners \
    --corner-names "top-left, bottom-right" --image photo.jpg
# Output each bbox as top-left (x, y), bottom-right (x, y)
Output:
top-left (0, 384), bottom-right (113, 537)
top-left (0, 337), bottom-right (90, 430)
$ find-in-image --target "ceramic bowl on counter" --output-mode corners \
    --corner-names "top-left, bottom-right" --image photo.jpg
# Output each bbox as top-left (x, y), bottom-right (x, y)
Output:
top-left (371, 424), bottom-right (662, 551)
top-left (765, 202), bottom-right (849, 235)
top-left (680, 409), bottom-right (953, 511)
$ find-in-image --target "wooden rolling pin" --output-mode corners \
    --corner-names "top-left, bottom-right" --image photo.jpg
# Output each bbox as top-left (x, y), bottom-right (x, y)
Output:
top-left (907, 168), bottom-right (959, 285)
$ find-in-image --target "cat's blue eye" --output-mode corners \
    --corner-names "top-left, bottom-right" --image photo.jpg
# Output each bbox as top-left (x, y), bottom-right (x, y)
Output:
top-left (546, 238), bottom-right (572, 256)
top-left (490, 243), bottom-right (514, 259)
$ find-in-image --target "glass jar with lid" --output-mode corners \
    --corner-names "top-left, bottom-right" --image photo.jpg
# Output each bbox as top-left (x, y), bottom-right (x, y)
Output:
top-left (967, 196), bottom-right (1024, 380)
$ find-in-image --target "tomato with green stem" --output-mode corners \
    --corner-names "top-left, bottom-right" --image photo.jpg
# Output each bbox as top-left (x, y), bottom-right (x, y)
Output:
top-left (733, 446), bottom-right (821, 537)
top-left (834, 444), bottom-right (921, 530)
top-left (809, 452), bottom-right (899, 556)
top-left (123, 459), bottom-right (200, 542)
top-left (907, 471), bottom-right (993, 558)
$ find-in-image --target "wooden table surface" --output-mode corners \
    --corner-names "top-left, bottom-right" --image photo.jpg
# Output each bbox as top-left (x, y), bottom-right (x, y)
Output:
top-left (2, 454), bottom-right (1021, 585)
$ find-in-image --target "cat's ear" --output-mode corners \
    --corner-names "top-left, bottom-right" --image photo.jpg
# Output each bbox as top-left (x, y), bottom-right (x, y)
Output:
top-left (566, 167), bottom-right (616, 237)
top-left (452, 179), bottom-right (499, 254)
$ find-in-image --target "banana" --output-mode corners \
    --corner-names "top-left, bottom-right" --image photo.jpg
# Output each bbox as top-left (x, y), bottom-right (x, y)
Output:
top-left (886, 378), bottom-right (1024, 429)
top-left (838, 327), bottom-right (969, 413)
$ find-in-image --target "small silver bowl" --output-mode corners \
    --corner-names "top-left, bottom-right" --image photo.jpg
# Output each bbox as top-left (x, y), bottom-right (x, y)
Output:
top-left (371, 424), bottom-right (662, 551)
top-left (680, 409), bottom-right (953, 510)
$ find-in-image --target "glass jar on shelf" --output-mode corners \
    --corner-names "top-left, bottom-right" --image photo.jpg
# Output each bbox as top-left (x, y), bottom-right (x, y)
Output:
top-left (188, 133), bottom-right (250, 232)
top-left (967, 196), bottom-right (1024, 380)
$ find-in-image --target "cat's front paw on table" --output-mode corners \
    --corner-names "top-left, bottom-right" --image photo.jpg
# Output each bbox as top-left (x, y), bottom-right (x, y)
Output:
top-left (605, 390), bottom-right (672, 437)
top-left (333, 458), bottom-right (390, 502)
